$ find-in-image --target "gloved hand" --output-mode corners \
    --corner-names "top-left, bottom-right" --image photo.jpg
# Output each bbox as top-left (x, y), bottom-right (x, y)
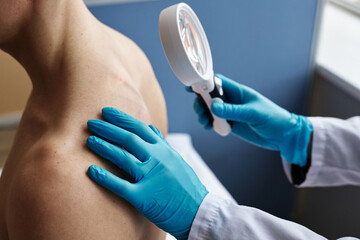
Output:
top-left (192, 74), bottom-right (313, 167)
top-left (86, 107), bottom-right (208, 240)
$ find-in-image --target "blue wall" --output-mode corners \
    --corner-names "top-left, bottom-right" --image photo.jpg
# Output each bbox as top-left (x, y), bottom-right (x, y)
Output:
top-left (89, 0), bottom-right (320, 219)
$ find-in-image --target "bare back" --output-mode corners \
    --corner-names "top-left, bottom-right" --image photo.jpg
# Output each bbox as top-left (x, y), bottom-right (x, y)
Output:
top-left (0, 22), bottom-right (167, 240)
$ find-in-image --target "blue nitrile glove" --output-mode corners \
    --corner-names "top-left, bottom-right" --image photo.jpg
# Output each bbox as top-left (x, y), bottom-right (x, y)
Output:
top-left (192, 74), bottom-right (313, 167)
top-left (86, 107), bottom-right (208, 240)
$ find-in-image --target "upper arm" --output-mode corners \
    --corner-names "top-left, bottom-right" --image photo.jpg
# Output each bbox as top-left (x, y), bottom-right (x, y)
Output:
top-left (6, 157), bottom-right (155, 240)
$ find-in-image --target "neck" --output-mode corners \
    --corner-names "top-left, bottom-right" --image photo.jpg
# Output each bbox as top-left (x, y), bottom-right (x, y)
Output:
top-left (5, 1), bottom-right (114, 91)
top-left (4, 1), bottom-right (145, 138)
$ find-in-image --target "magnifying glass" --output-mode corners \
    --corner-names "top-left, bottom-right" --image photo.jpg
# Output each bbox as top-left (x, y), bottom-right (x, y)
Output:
top-left (159, 3), bottom-right (231, 136)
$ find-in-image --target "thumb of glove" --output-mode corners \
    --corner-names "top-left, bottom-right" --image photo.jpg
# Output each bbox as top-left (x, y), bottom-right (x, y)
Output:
top-left (211, 102), bottom-right (255, 123)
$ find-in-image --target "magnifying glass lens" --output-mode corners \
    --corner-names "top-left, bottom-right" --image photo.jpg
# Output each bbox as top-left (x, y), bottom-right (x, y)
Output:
top-left (179, 10), bottom-right (207, 75)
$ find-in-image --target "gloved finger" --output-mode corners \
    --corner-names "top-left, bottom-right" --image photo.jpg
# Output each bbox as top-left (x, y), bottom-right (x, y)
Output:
top-left (211, 102), bottom-right (258, 124)
top-left (185, 86), bottom-right (193, 93)
top-left (216, 74), bottom-right (258, 104)
top-left (87, 120), bottom-right (150, 161)
top-left (204, 122), bottom-right (212, 130)
top-left (148, 125), bottom-right (173, 148)
top-left (230, 123), bottom-right (277, 150)
top-left (87, 136), bottom-right (145, 181)
top-left (88, 165), bottom-right (137, 204)
top-left (198, 113), bottom-right (210, 126)
top-left (193, 97), bottom-right (206, 115)
top-left (102, 107), bottom-right (158, 144)
top-left (149, 124), bottom-right (166, 140)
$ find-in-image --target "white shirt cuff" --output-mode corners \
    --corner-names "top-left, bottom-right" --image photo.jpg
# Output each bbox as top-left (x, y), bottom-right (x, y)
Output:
top-left (188, 193), bottom-right (232, 240)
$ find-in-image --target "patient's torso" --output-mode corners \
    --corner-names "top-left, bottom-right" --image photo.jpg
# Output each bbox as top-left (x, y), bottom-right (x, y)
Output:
top-left (0, 26), bottom-right (167, 240)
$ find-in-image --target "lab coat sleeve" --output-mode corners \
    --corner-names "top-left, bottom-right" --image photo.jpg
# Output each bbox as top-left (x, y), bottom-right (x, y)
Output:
top-left (188, 193), bottom-right (326, 240)
top-left (283, 116), bottom-right (360, 187)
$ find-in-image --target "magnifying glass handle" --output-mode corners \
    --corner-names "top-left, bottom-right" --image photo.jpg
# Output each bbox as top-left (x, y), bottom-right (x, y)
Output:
top-left (194, 77), bottom-right (232, 136)
top-left (211, 98), bottom-right (232, 136)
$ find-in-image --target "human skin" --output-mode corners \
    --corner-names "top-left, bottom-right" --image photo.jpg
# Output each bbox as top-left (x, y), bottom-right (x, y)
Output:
top-left (0, 0), bottom-right (167, 239)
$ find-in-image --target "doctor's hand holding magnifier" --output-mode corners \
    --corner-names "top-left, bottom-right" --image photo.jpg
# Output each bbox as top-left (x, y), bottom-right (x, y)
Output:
top-left (190, 74), bottom-right (314, 167)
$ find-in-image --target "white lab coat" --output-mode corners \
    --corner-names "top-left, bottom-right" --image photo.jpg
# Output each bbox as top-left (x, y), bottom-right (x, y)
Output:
top-left (188, 117), bottom-right (360, 240)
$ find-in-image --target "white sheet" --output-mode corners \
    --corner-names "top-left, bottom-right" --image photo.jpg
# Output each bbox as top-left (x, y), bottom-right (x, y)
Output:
top-left (165, 133), bottom-right (235, 240)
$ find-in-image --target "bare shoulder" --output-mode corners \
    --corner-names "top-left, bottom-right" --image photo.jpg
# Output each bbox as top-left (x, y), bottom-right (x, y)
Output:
top-left (105, 25), bottom-right (168, 135)
top-left (5, 140), bottom-right (164, 240)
